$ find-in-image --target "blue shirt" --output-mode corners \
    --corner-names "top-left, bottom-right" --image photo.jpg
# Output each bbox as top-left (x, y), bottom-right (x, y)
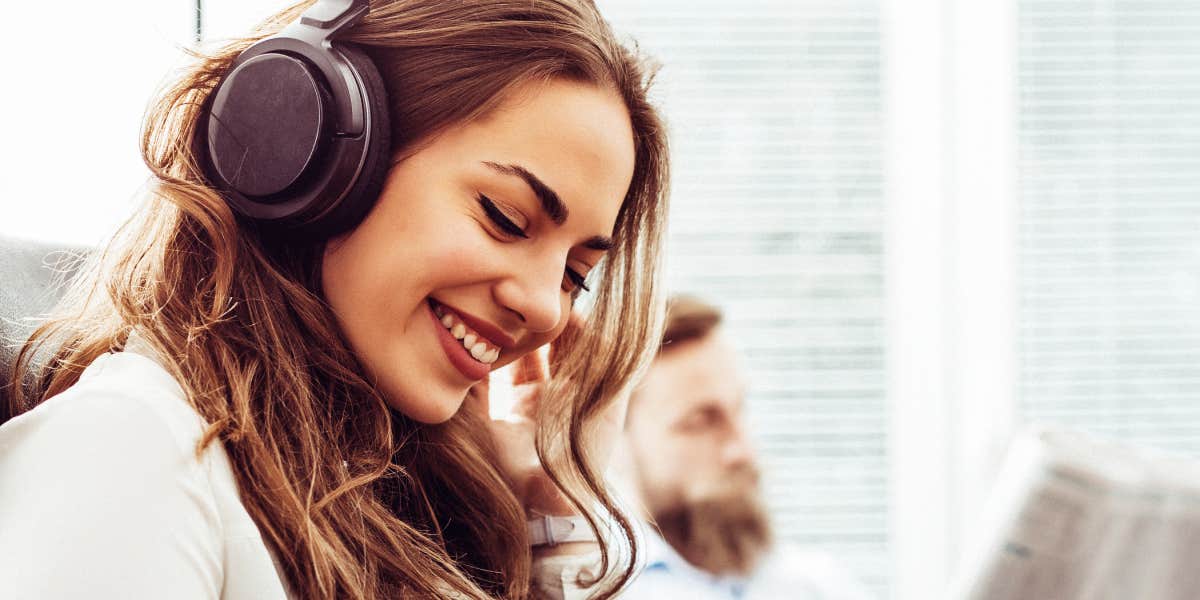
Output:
top-left (625, 528), bottom-right (876, 600)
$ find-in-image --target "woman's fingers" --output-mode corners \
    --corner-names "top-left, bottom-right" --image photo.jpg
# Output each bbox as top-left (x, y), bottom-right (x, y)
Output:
top-left (508, 310), bottom-right (582, 416)
top-left (512, 352), bottom-right (546, 386)
top-left (506, 308), bottom-right (630, 465)
top-left (510, 381), bottom-right (542, 421)
top-left (587, 386), bottom-right (632, 469)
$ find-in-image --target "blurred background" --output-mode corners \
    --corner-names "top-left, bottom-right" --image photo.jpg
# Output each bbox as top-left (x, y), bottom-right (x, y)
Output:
top-left (5, 1), bottom-right (1200, 598)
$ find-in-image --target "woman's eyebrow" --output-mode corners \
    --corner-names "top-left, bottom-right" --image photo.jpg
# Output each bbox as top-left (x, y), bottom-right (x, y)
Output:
top-left (482, 161), bottom-right (567, 225)
top-left (582, 235), bottom-right (613, 251)
top-left (481, 160), bottom-right (615, 250)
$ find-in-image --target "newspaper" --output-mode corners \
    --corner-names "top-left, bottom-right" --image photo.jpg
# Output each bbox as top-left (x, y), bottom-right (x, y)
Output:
top-left (949, 426), bottom-right (1200, 600)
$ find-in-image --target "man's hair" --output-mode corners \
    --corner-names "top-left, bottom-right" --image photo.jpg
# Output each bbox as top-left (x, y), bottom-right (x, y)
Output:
top-left (660, 294), bottom-right (723, 352)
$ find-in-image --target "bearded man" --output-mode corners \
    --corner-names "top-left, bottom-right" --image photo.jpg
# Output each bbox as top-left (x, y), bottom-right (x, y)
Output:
top-left (619, 295), bottom-right (874, 600)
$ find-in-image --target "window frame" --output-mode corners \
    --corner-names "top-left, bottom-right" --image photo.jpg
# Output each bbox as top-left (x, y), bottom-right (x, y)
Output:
top-left (883, 0), bottom-right (1018, 597)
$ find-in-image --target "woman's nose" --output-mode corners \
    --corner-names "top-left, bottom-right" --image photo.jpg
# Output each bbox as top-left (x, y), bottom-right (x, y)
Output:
top-left (493, 263), bottom-right (563, 333)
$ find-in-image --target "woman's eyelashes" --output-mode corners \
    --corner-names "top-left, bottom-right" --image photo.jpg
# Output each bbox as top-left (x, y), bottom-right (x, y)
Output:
top-left (565, 267), bottom-right (591, 295)
top-left (476, 193), bottom-right (528, 238)
top-left (476, 192), bottom-right (592, 296)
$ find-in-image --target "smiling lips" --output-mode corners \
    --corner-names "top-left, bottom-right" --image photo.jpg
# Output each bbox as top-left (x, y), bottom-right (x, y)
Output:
top-left (435, 305), bottom-right (501, 364)
top-left (427, 299), bottom-right (514, 381)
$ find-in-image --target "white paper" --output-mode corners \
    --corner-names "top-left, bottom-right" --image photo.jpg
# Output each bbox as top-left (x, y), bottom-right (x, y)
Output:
top-left (950, 426), bottom-right (1200, 600)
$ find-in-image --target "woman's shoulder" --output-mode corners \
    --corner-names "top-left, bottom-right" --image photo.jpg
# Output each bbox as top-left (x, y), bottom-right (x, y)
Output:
top-left (0, 348), bottom-right (209, 467)
top-left (0, 349), bottom-right (232, 597)
top-left (0, 348), bottom-right (223, 514)
top-left (0, 347), bottom-right (294, 599)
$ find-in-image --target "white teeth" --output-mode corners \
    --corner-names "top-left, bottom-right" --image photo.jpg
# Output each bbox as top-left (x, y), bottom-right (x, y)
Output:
top-left (438, 308), bottom-right (499, 363)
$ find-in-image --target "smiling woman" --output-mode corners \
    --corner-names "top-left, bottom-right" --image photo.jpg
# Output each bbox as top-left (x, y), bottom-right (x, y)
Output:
top-left (0, 1), bottom-right (668, 599)
top-left (323, 79), bottom-right (635, 424)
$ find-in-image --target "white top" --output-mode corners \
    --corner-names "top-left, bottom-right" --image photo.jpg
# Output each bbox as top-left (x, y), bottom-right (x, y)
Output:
top-left (0, 347), bottom-right (292, 599)
top-left (0, 344), bottom-right (604, 599)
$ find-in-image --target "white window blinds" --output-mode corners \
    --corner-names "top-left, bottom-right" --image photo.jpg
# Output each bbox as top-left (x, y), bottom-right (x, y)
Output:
top-left (1018, 1), bottom-right (1200, 454)
top-left (599, 1), bottom-right (888, 592)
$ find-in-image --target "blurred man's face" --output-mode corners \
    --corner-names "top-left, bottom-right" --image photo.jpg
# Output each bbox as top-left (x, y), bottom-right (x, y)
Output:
top-left (625, 329), bottom-right (772, 575)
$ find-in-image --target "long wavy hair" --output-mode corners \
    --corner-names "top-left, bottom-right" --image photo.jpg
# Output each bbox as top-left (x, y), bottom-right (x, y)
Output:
top-left (5, 1), bottom-right (669, 597)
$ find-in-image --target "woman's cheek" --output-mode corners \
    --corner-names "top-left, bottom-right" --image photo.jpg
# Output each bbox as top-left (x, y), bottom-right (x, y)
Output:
top-left (434, 233), bottom-right (498, 278)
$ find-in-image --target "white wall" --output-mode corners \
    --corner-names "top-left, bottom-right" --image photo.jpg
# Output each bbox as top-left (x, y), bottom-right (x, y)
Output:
top-left (0, 2), bottom-right (193, 246)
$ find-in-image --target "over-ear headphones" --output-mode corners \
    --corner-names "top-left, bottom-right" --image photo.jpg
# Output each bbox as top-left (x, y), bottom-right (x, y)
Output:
top-left (196, 0), bottom-right (391, 238)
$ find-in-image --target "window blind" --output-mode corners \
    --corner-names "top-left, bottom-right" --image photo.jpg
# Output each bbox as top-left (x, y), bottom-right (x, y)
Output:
top-left (1018, 1), bottom-right (1200, 454)
top-left (599, 1), bottom-right (888, 593)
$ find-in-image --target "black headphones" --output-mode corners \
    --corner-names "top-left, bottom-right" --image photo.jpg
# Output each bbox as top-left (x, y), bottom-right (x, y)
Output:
top-left (196, 0), bottom-right (391, 238)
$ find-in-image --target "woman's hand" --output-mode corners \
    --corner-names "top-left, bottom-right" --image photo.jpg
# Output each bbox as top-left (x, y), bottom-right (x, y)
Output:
top-left (462, 314), bottom-right (631, 548)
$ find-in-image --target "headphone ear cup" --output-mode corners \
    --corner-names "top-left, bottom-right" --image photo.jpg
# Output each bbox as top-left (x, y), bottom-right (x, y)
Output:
top-left (304, 45), bottom-right (393, 238)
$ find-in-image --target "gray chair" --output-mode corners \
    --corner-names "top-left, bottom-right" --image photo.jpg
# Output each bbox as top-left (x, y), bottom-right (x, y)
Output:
top-left (0, 235), bottom-right (86, 423)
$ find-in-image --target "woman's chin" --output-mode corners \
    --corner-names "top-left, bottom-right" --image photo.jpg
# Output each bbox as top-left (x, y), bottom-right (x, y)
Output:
top-left (382, 382), bottom-right (469, 424)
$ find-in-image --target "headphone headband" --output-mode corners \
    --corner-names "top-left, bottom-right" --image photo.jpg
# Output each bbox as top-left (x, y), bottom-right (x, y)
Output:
top-left (298, 0), bottom-right (369, 31)
top-left (259, 0), bottom-right (370, 136)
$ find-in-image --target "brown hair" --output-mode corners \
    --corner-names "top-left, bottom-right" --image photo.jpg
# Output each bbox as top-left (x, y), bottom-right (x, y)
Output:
top-left (660, 295), bottom-right (723, 352)
top-left (6, 1), bottom-right (669, 598)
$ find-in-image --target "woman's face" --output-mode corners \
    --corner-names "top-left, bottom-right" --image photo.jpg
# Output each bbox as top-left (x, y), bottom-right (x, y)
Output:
top-left (322, 79), bottom-right (635, 423)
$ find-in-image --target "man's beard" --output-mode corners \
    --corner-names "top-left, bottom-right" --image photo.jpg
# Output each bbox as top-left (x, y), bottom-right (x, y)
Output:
top-left (651, 467), bottom-right (773, 577)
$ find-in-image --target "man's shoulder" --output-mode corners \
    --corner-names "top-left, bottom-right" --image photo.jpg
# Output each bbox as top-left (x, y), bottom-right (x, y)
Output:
top-left (625, 528), bottom-right (728, 599)
top-left (749, 543), bottom-right (876, 600)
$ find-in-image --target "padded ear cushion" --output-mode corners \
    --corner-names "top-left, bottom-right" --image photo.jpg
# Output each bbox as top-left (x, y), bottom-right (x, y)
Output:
top-left (307, 44), bottom-right (393, 237)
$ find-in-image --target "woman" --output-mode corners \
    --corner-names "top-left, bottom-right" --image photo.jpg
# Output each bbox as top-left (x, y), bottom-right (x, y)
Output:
top-left (0, 0), bottom-right (668, 598)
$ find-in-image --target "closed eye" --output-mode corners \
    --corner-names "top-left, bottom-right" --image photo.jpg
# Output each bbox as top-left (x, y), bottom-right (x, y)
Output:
top-left (565, 267), bottom-right (591, 295)
top-left (477, 193), bottom-right (528, 238)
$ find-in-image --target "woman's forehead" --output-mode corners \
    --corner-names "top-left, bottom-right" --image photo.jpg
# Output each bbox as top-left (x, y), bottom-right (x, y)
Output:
top-left (455, 80), bottom-right (635, 217)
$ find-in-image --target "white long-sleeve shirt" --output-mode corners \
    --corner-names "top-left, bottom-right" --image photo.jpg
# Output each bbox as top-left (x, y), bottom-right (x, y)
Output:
top-left (0, 342), bottom-right (601, 599)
